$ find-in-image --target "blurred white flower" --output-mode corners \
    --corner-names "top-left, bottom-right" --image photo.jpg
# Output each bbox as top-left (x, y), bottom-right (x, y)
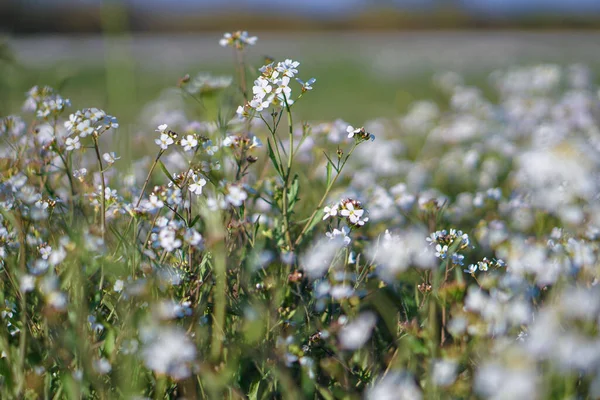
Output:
top-left (142, 327), bottom-right (196, 380)
top-left (338, 312), bottom-right (377, 350)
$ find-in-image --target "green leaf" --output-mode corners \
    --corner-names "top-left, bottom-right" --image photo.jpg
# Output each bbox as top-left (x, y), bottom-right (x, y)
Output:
top-left (326, 160), bottom-right (333, 187)
top-left (287, 174), bottom-right (300, 211)
top-left (315, 385), bottom-right (335, 400)
top-left (248, 380), bottom-right (261, 400)
top-left (267, 139), bottom-right (283, 178)
top-left (102, 328), bottom-right (116, 355)
top-left (158, 160), bottom-right (176, 184)
top-left (189, 214), bottom-right (201, 228)
top-left (305, 210), bottom-right (324, 235)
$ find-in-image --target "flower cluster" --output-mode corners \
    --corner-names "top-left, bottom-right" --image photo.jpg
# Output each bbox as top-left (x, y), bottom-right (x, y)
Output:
top-left (237, 59), bottom-right (315, 115)
top-left (323, 198), bottom-right (369, 227)
top-left (218, 30), bottom-right (257, 49)
top-left (5, 30), bottom-right (600, 400)
top-left (24, 85), bottom-right (71, 120)
top-left (426, 228), bottom-right (470, 266)
top-left (464, 257), bottom-right (505, 274)
top-left (65, 108), bottom-right (119, 138)
top-left (155, 123), bottom-right (176, 149)
top-left (180, 73), bottom-right (233, 95)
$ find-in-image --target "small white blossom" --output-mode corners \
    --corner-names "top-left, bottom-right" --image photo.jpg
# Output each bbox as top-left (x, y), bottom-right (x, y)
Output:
top-left (226, 185), bottom-right (247, 206)
top-left (181, 135), bottom-right (198, 151)
top-left (155, 133), bottom-right (174, 150)
top-left (188, 174), bottom-right (207, 196)
top-left (65, 136), bottom-right (80, 151)
top-left (102, 152), bottom-right (120, 165)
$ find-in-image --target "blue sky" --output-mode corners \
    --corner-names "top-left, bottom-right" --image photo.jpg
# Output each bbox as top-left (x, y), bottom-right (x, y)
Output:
top-left (35, 0), bottom-right (600, 16)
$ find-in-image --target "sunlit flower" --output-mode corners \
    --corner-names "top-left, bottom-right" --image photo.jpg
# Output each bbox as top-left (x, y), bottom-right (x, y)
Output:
top-left (181, 135), bottom-right (198, 151)
top-left (65, 136), bottom-right (80, 151)
top-left (155, 133), bottom-right (174, 150)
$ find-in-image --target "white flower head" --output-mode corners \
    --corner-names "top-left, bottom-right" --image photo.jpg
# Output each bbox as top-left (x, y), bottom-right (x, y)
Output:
top-left (189, 174), bottom-right (207, 196)
top-left (155, 133), bottom-right (174, 150)
top-left (102, 152), bottom-right (120, 165)
top-left (226, 185), bottom-right (248, 207)
top-left (65, 136), bottom-right (80, 151)
top-left (338, 312), bottom-right (377, 350)
top-left (346, 125), bottom-right (362, 138)
top-left (142, 327), bottom-right (196, 380)
top-left (323, 203), bottom-right (339, 220)
top-left (181, 134), bottom-right (198, 151)
top-left (276, 59), bottom-right (300, 78)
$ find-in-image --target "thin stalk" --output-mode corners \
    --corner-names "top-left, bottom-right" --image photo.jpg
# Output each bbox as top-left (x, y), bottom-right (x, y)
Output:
top-left (15, 213), bottom-right (27, 397)
top-left (234, 48), bottom-right (248, 100)
top-left (113, 149), bottom-right (164, 256)
top-left (294, 143), bottom-right (358, 248)
top-left (281, 96), bottom-right (294, 250)
top-left (92, 135), bottom-right (106, 240)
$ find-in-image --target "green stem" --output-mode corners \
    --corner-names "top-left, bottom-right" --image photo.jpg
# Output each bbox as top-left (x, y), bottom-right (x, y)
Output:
top-left (281, 96), bottom-right (294, 250)
top-left (113, 148), bottom-right (164, 256)
top-left (92, 136), bottom-right (106, 240)
top-left (294, 143), bottom-right (358, 247)
top-left (15, 214), bottom-right (27, 397)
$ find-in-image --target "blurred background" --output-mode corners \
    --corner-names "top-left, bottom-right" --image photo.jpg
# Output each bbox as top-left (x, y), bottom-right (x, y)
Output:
top-left (2, 0), bottom-right (600, 124)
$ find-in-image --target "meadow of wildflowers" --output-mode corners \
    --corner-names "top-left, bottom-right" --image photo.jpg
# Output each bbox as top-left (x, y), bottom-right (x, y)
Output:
top-left (2, 30), bottom-right (600, 399)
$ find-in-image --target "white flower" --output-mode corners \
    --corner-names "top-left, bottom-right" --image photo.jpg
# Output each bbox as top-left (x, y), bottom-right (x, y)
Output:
top-left (219, 31), bottom-right (257, 49)
top-left (77, 120), bottom-right (94, 137)
top-left (142, 327), bottom-right (196, 380)
top-left (338, 312), bottom-right (377, 350)
top-left (93, 358), bottom-right (112, 374)
top-left (86, 108), bottom-right (106, 122)
top-left (435, 244), bottom-right (448, 259)
top-left (346, 125), bottom-right (362, 138)
top-left (226, 185), bottom-right (247, 206)
top-left (113, 280), bottom-right (124, 293)
top-left (432, 359), bottom-right (458, 387)
top-left (340, 202), bottom-right (364, 225)
top-left (252, 77), bottom-right (272, 100)
top-left (73, 168), bottom-right (87, 179)
top-left (102, 152), bottom-right (120, 165)
top-left (65, 136), bottom-right (80, 151)
top-left (155, 133), bottom-right (174, 150)
top-left (207, 195), bottom-right (228, 211)
top-left (145, 193), bottom-right (164, 212)
top-left (250, 135), bottom-right (263, 148)
top-left (156, 124), bottom-right (168, 133)
top-left (296, 77), bottom-right (316, 91)
top-left (39, 244), bottom-right (52, 260)
top-left (325, 226), bottom-right (351, 245)
top-left (323, 204), bottom-right (339, 220)
top-left (181, 135), bottom-right (198, 151)
top-left (184, 229), bottom-right (203, 248)
top-left (300, 237), bottom-right (346, 279)
top-left (188, 174), bottom-right (207, 196)
top-left (276, 59), bottom-right (300, 78)
top-left (48, 246), bottom-right (67, 266)
top-left (367, 372), bottom-right (423, 400)
top-left (219, 32), bottom-right (232, 47)
top-left (464, 264), bottom-right (478, 274)
top-left (249, 97), bottom-right (271, 112)
top-left (236, 105), bottom-right (247, 117)
top-left (20, 275), bottom-right (35, 293)
top-left (64, 113), bottom-right (80, 132)
top-left (158, 227), bottom-right (182, 252)
top-left (103, 186), bottom-right (117, 201)
top-left (222, 136), bottom-right (234, 147)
